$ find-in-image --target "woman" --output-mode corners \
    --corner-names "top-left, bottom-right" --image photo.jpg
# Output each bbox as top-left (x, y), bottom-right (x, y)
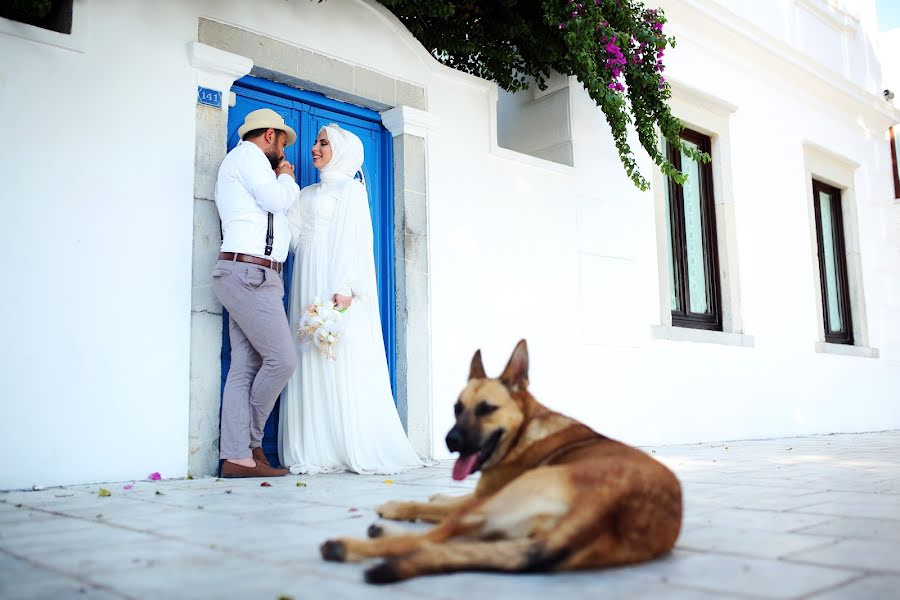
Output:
top-left (279, 123), bottom-right (428, 475)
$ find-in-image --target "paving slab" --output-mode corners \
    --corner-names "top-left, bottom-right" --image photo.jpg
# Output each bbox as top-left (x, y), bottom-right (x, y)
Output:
top-left (1, 431), bottom-right (898, 599)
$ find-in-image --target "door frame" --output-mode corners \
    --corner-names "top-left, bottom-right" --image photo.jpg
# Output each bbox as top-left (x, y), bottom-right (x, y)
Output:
top-left (188, 35), bottom-right (436, 478)
top-left (227, 77), bottom-right (398, 394)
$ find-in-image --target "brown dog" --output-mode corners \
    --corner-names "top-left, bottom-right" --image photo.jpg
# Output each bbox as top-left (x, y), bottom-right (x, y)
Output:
top-left (320, 340), bottom-right (682, 584)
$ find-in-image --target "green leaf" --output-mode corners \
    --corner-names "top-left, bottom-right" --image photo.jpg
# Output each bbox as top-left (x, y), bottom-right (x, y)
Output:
top-left (319, 0), bottom-right (688, 188)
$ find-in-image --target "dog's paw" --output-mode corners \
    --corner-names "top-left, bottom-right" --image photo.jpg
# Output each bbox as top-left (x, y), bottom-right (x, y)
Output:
top-left (367, 523), bottom-right (385, 538)
top-left (365, 559), bottom-right (402, 585)
top-left (375, 500), bottom-right (405, 520)
top-left (320, 539), bottom-right (347, 562)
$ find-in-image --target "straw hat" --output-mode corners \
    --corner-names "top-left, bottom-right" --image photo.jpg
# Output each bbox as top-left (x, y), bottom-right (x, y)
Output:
top-left (237, 108), bottom-right (296, 146)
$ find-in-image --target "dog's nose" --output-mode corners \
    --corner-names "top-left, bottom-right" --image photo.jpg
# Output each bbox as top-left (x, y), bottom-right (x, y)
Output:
top-left (445, 427), bottom-right (464, 453)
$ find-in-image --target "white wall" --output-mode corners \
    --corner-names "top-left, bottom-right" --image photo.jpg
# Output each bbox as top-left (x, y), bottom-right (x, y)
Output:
top-left (427, 0), bottom-right (900, 456)
top-left (0, 0), bottom-right (438, 489)
top-left (1, 0), bottom-right (898, 487)
top-left (0, 2), bottom-right (200, 489)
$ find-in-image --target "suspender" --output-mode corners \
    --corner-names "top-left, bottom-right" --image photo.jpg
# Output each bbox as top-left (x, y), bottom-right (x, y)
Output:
top-left (218, 213), bottom-right (274, 256)
top-left (264, 212), bottom-right (274, 256)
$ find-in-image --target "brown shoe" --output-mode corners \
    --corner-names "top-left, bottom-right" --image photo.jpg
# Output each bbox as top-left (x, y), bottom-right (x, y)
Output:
top-left (220, 459), bottom-right (289, 478)
top-left (251, 447), bottom-right (272, 467)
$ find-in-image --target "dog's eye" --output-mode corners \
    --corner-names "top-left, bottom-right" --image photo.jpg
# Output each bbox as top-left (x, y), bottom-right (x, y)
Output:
top-left (475, 401), bottom-right (498, 417)
top-left (454, 401), bottom-right (463, 416)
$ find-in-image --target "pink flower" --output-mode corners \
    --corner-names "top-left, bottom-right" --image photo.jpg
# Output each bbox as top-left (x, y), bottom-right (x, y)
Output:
top-left (148, 472), bottom-right (161, 481)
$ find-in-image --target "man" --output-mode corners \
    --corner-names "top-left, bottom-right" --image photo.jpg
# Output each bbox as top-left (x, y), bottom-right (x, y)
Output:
top-left (212, 108), bottom-right (300, 478)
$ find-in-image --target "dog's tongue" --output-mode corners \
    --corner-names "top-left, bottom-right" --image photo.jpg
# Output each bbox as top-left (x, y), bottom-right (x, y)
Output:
top-left (452, 454), bottom-right (479, 481)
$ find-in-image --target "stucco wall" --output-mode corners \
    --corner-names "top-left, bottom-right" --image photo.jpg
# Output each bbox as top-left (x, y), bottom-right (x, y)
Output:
top-left (1, 0), bottom-right (898, 487)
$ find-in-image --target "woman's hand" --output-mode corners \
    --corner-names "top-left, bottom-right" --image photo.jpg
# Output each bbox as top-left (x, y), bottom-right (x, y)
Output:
top-left (333, 293), bottom-right (353, 310)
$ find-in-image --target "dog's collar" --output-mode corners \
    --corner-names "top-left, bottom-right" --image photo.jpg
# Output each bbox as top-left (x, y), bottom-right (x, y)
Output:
top-left (538, 436), bottom-right (601, 466)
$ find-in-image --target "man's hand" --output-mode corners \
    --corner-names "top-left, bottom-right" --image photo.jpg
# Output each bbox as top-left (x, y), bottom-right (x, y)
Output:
top-left (276, 159), bottom-right (296, 180)
top-left (333, 294), bottom-right (353, 310)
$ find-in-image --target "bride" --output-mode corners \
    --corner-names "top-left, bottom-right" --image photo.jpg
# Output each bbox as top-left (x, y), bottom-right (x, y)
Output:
top-left (279, 123), bottom-right (428, 475)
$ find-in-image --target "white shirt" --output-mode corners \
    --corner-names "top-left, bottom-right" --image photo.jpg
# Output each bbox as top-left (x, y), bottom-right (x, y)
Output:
top-left (215, 141), bottom-right (300, 262)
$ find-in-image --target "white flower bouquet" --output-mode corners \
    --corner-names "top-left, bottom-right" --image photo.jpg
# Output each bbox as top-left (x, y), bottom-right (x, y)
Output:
top-left (297, 299), bottom-right (346, 360)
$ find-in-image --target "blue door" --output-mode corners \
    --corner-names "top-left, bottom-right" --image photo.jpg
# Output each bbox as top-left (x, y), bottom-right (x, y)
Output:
top-left (220, 76), bottom-right (395, 467)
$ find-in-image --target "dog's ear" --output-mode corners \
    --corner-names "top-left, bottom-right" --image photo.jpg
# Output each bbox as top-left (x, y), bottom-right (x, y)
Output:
top-left (469, 349), bottom-right (487, 380)
top-left (500, 339), bottom-right (529, 391)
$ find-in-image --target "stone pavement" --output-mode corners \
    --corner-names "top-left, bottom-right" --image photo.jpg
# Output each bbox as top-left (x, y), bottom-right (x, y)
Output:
top-left (2, 431), bottom-right (899, 599)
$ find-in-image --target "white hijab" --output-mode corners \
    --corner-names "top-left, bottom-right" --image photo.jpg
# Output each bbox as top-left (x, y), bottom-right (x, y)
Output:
top-left (311, 123), bottom-right (375, 302)
top-left (319, 124), bottom-right (365, 183)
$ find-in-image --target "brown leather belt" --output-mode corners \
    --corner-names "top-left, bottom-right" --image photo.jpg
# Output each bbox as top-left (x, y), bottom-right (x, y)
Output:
top-left (219, 252), bottom-right (283, 274)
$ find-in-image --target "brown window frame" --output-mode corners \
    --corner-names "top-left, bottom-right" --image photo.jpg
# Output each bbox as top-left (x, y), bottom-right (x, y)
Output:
top-left (665, 129), bottom-right (723, 331)
top-left (812, 180), bottom-right (853, 345)
top-left (890, 125), bottom-right (900, 199)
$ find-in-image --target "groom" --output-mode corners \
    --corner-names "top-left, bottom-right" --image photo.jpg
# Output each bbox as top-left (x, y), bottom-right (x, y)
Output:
top-left (212, 108), bottom-right (300, 478)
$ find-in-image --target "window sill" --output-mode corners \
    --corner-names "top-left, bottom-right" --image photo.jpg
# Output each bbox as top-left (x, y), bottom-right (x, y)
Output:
top-left (651, 325), bottom-right (755, 347)
top-left (0, 0), bottom-right (86, 53)
top-left (814, 342), bottom-right (879, 359)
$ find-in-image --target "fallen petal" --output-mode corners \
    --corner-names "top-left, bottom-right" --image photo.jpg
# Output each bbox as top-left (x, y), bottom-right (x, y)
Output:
top-left (98, 488), bottom-right (111, 497)
top-left (148, 472), bottom-right (162, 481)
top-left (123, 484), bottom-right (134, 490)
top-left (296, 482), bottom-right (307, 487)
top-left (383, 479), bottom-right (394, 484)
top-left (261, 482), bottom-right (272, 487)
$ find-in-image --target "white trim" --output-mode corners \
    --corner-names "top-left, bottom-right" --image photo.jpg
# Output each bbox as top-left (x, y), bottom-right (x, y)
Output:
top-left (187, 42), bottom-right (253, 94)
top-left (381, 105), bottom-right (439, 139)
top-left (651, 91), bottom-right (746, 337)
top-left (673, 0), bottom-right (900, 127)
top-left (0, 0), bottom-right (88, 53)
top-left (357, 0), bottom-right (441, 72)
top-left (814, 342), bottom-right (879, 358)
top-left (359, 0), bottom-right (519, 95)
top-left (667, 79), bottom-right (739, 117)
top-left (651, 325), bottom-right (755, 347)
top-left (803, 144), bottom-right (871, 350)
top-left (795, 0), bottom-right (860, 34)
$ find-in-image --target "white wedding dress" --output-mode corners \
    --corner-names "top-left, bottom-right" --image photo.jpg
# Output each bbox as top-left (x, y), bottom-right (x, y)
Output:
top-left (279, 125), bottom-right (427, 475)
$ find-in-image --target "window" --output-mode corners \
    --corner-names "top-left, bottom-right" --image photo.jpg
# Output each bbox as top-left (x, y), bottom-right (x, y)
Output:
top-left (890, 125), bottom-right (900, 199)
top-left (0, 0), bottom-right (73, 35)
top-left (812, 180), bottom-right (853, 345)
top-left (664, 129), bottom-right (722, 331)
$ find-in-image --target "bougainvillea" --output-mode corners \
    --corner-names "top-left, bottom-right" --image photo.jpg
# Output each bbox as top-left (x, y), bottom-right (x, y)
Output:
top-left (12, 0), bottom-right (706, 188)
top-left (375, 0), bottom-right (707, 189)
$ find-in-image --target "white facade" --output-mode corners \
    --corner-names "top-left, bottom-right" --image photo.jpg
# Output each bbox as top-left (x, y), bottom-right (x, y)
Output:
top-left (1, 0), bottom-right (898, 490)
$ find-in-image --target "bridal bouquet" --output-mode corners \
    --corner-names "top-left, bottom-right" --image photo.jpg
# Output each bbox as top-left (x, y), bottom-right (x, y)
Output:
top-left (297, 299), bottom-right (345, 360)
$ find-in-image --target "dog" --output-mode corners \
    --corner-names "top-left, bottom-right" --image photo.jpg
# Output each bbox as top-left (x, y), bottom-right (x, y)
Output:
top-left (320, 339), bottom-right (682, 584)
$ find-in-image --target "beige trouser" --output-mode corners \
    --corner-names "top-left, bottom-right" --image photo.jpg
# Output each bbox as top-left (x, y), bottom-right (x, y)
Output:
top-left (211, 259), bottom-right (297, 460)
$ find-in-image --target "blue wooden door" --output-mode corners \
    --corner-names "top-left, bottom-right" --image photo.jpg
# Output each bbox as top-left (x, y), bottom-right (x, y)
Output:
top-left (221, 77), bottom-right (395, 466)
